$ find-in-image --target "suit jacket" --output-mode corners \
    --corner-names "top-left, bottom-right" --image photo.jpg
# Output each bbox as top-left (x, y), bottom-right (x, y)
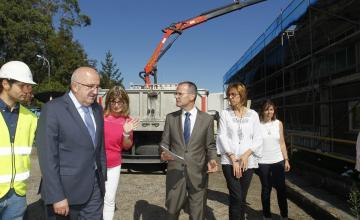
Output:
top-left (160, 109), bottom-right (217, 192)
top-left (36, 92), bottom-right (107, 205)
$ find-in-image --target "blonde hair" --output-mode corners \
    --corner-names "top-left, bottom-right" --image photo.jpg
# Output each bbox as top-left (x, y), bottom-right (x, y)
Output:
top-left (104, 86), bottom-right (129, 117)
top-left (226, 83), bottom-right (247, 109)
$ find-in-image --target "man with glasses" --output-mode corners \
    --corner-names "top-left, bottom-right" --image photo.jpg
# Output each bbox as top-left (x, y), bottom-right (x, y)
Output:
top-left (36, 67), bottom-right (107, 219)
top-left (0, 61), bottom-right (37, 220)
top-left (160, 81), bottom-right (218, 220)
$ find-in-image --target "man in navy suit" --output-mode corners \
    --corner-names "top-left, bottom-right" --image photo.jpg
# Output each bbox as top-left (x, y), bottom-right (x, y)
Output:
top-left (36, 67), bottom-right (106, 219)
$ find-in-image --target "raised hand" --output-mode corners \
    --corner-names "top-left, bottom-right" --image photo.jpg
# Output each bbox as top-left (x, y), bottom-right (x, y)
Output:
top-left (123, 117), bottom-right (139, 134)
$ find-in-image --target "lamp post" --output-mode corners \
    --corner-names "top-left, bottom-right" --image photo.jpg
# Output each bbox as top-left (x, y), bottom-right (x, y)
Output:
top-left (36, 54), bottom-right (51, 83)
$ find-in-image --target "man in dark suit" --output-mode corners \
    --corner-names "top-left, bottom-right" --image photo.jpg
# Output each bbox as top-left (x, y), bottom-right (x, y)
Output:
top-left (36, 67), bottom-right (106, 219)
top-left (160, 81), bottom-right (218, 220)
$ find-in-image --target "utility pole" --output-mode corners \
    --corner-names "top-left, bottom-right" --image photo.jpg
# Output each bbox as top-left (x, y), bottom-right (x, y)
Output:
top-left (36, 54), bottom-right (51, 83)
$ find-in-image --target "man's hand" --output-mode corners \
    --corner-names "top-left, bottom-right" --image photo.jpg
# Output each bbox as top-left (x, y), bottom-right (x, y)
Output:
top-left (53, 199), bottom-right (69, 216)
top-left (207, 159), bottom-right (218, 173)
top-left (161, 151), bottom-right (174, 161)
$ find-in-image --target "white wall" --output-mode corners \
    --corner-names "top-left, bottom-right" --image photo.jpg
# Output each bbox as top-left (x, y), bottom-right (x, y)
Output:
top-left (208, 92), bottom-right (226, 112)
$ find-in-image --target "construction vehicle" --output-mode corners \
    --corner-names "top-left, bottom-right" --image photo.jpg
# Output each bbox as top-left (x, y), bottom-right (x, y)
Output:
top-left (98, 0), bottom-right (266, 168)
top-left (139, 0), bottom-right (266, 88)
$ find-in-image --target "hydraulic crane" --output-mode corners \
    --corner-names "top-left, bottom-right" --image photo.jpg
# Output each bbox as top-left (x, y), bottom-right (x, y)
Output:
top-left (139, 0), bottom-right (266, 88)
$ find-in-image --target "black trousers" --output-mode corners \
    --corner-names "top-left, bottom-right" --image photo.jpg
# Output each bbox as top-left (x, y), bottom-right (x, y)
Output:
top-left (258, 160), bottom-right (288, 218)
top-left (222, 165), bottom-right (254, 220)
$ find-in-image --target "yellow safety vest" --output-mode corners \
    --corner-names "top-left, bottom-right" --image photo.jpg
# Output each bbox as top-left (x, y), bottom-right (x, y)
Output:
top-left (0, 105), bottom-right (37, 198)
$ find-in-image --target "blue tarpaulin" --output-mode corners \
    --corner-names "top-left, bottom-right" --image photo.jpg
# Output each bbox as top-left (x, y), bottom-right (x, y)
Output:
top-left (223, 0), bottom-right (317, 84)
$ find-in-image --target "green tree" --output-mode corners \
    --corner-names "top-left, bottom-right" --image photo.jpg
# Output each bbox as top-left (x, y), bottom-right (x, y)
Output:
top-left (100, 50), bottom-right (124, 89)
top-left (36, 0), bottom-right (91, 31)
top-left (0, 0), bottom-right (91, 92)
top-left (45, 28), bottom-right (88, 85)
top-left (0, 0), bottom-right (52, 66)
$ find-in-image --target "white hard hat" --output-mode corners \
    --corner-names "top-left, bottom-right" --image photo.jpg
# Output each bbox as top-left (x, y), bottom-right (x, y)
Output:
top-left (0, 61), bottom-right (36, 85)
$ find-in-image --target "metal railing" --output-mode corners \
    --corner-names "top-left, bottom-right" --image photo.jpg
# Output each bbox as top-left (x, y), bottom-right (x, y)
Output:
top-left (287, 133), bottom-right (356, 163)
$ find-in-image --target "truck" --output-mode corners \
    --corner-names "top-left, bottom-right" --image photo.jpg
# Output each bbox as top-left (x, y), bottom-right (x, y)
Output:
top-left (98, 84), bottom-right (209, 169)
top-left (98, 0), bottom-right (265, 168)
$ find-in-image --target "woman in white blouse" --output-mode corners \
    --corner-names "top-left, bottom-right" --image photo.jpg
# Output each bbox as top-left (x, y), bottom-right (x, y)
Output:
top-left (258, 99), bottom-right (290, 220)
top-left (217, 83), bottom-right (262, 220)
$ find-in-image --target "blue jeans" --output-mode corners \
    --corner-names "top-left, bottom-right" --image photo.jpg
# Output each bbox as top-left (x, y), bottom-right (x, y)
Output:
top-left (0, 189), bottom-right (27, 220)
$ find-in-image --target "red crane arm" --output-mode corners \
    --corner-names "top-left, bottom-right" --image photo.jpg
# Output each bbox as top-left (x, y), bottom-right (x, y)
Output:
top-left (140, 0), bottom-right (266, 87)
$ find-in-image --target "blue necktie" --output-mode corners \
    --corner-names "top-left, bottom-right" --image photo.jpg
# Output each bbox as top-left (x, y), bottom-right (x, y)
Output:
top-left (82, 106), bottom-right (96, 146)
top-left (184, 112), bottom-right (191, 145)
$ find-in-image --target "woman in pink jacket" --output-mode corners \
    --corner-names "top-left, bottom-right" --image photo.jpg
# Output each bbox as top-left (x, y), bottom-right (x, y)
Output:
top-left (103, 86), bottom-right (139, 220)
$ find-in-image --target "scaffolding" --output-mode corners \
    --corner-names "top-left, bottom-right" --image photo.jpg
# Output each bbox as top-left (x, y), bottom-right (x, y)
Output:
top-left (224, 0), bottom-right (360, 160)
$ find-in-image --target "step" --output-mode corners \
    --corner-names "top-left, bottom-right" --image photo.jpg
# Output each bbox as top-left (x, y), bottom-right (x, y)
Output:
top-left (286, 173), bottom-right (355, 220)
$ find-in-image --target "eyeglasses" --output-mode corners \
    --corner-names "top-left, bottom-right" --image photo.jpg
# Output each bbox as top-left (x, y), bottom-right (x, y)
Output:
top-left (226, 93), bottom-right (240, 99)
top-left (110, 100), bottom-right (125, 106)
top-left (74, 81), bottom-right (100, 90)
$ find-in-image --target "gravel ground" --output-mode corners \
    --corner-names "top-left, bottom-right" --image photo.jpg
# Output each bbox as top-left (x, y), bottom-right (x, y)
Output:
top-left (26, 151), bottom-right (313, 220)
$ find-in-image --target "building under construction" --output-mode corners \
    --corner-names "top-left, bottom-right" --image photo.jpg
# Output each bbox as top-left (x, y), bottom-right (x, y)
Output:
top-left (224, 0), bottom-right (360, 173)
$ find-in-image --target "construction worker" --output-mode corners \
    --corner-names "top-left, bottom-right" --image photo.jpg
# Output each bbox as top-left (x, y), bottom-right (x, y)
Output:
top-left (0, 61), bottom-right (37, 220)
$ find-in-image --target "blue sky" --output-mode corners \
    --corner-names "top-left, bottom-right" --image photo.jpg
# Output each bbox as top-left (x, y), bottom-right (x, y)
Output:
top-left (74, 0), bottom-right (289, 92)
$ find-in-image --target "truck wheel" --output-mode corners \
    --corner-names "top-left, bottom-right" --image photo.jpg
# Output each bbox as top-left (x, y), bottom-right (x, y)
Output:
top-left (135, 144), bottom-right (159, 155)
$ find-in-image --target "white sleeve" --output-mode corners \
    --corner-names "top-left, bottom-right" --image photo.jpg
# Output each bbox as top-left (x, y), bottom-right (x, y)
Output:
top-left (250, 112), bottom-right (263, 157)
top-left (216, 110), bottom-right (232, 155)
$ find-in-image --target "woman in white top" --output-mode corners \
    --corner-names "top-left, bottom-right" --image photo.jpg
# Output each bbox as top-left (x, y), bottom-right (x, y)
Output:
top-left (217, 83), bottom-right (262, 220)
top-left (258, 99), bottom-right (290, 220)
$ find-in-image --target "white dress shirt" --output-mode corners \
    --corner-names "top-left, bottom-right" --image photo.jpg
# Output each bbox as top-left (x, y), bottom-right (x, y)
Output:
top-left (69, 91), bottom-right (97, 131)
top-left (216, 108), bottom-right (263, 168)
top-left (181, 107), bottom-right (197, 136)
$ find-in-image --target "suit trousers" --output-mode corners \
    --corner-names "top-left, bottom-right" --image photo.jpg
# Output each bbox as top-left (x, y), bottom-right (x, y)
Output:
top-left (45, 172), bottom-right (104, 220)
top-left (258, 160), bottom-right (288, 218)
top-left (222, 165), bottom-right (254, 220)
top-left (166, 173), bottom-right (207, 220)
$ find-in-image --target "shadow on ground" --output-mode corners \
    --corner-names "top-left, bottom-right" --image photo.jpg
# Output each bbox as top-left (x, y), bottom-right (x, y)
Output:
top-left (24, 198), bottom-right (45, 220)
top-left (123, 163), bottom-right (167, 174)
top-left (133, 200), bottom-right (167, 220)
top-left (207, 188), bottom-right (284, 220)
top-left (133, 200), bottom-right (217, 220)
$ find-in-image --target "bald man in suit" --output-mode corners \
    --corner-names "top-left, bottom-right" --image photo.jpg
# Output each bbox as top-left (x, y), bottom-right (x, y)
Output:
top-left (160, 81), bottom-right (218, 220)
top-left (36, 67), bottom-right (106, 219)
